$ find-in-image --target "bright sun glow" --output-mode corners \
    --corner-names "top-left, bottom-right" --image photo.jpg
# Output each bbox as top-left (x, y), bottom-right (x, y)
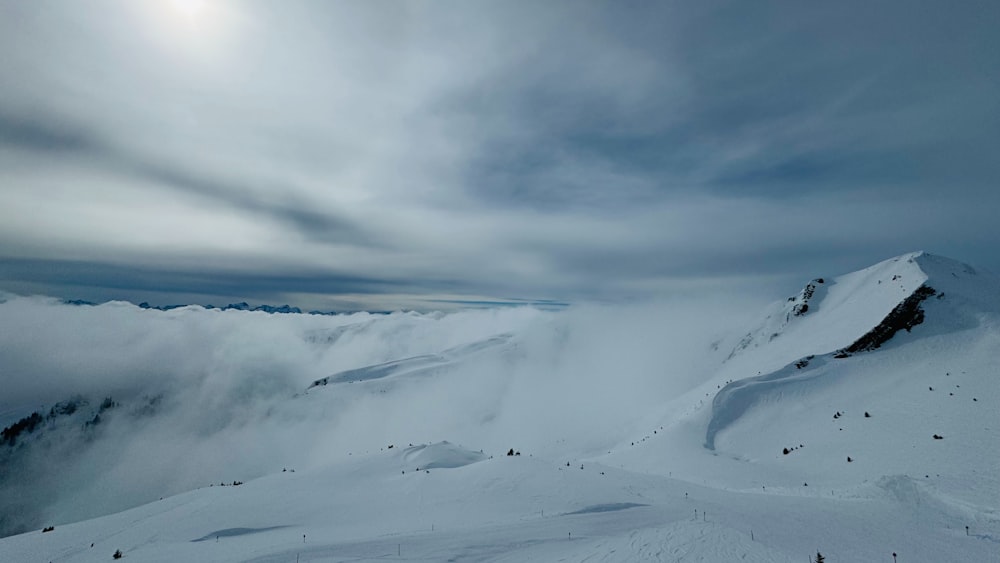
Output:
top-left (145, 0), bottom-right (239, 63)
top-left (170, 0), bottom-right (206, 18)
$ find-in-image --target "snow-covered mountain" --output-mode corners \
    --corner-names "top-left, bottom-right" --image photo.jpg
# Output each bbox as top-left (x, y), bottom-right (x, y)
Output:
top-left (0, 252), bottom-right (997, 562)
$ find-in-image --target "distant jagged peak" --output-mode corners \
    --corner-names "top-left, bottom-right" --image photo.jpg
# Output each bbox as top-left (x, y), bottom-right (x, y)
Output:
top-left (136, 301), bottom-right (304, 314)
top-left (401, 441), bottom-right (487, 470)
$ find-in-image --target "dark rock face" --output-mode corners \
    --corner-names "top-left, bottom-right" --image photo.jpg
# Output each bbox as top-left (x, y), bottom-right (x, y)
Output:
top-left (836, 284), bottom-right (937, 357)
top-left (139, 302), bottom-right (304, 314)
top-left (0, 412), bottom-right (44, 447)
top-left (792, 279), bottom-right (824, 317)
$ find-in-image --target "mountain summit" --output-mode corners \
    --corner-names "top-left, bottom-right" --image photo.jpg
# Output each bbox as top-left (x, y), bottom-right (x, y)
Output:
top-left (704, 252), bottom-right (998, 510)
top-left (727, 251), bottom-right (996, 363)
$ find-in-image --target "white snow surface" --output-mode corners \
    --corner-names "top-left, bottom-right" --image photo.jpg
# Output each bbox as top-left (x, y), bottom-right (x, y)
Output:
top-left (1, 252), bottom-right (998, 562)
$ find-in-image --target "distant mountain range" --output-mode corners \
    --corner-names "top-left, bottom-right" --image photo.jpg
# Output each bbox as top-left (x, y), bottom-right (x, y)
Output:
top-left (62, 299), bottom-right (370, 316)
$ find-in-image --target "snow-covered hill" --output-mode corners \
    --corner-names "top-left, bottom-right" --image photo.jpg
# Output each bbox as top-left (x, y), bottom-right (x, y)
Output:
top-left (705, 253), bottom-right (998, 466)
top-left (1, 252), bottom-right (997, 562)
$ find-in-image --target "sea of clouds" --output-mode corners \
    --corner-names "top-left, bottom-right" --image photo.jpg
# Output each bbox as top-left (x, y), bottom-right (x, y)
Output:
top-left (0, 292), bottom-right (761, 536)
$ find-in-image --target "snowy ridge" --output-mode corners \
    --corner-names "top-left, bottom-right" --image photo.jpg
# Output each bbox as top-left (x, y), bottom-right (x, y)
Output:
top-left (400, 441), bottom-right (486, 470)
top-left (727, 277), bottom-right (828, 358)
top-left (703, 251), bottom-right (999, 511)
top-left (710, 252), bottom-right (997, 446)
top-left (309, 333), bottom-right (513, 387)
top-left (727, 252), bottom-right (932, 363)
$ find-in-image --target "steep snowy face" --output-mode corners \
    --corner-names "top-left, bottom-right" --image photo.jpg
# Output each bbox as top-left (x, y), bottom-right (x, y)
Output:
top-left (909, 252), bottom-right (1000, 312)
top-left (724, 251), bottom-right (997, 371)
top-left (726, 277), bottom-right (829, 359)
top-left (830, 252), bottom-right (1000, 357)
top-left (704, 252), bottom-right (1000, 503)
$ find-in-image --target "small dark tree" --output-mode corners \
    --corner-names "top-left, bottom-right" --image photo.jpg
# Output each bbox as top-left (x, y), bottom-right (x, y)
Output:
top-left (507, 448), bottom-right (514, 456)
top-left (814, 552), bottom-right (825, 563)
top-left (113, 549), bottom-right (123, 559)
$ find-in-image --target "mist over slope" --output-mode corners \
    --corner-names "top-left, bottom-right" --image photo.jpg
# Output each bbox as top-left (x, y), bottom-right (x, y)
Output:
top-left (1, 252), bottom-right (997, 562)
top-left (0, 292), bottom-right (748, 538)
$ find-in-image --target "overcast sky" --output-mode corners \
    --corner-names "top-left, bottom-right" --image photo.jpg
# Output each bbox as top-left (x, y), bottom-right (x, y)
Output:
top-left (1, 0), bottom-right (997, 311)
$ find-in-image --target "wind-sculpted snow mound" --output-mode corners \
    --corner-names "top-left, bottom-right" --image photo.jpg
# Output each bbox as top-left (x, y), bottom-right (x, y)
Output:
top-left (705, 355), bottom-right (831, 450)
top-left (401, 441), bottom-right (487, 470)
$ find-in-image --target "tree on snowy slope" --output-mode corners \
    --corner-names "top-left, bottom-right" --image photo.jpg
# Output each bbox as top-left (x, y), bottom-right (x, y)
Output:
top-left (814, 552), bottom-right (825, 563)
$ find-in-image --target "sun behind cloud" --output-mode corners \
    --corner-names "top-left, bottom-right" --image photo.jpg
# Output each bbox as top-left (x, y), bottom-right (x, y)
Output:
top-left (170, 0), bottom-right (206, 19)
top-left (141, 0), bottom-right (244, 62)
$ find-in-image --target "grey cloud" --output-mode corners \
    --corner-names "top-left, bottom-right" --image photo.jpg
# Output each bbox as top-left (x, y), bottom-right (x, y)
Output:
top-left (0, 0), bottom-right (998, 308)
top-left (0, 109), bottom-right (379, 248)
top-left (0, 257), bottom-right (407, 300)
top-left (0, 290), bottom-right (748, 536)
top-left (448, 0), bottom-right (1000, 206)
top-left (0, 113), bottom-right (96, 154)
top-left (124, 162), bottom-right (375, 247)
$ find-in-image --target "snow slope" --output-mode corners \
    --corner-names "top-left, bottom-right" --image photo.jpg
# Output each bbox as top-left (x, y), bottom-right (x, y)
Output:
top-left (706, 253), bottom-right (997, 466)
top-left (722, 252), bottom-right (971, 368)
top-left (1, 252), bottom-right (998, 562)
top-left (2, 441), bottom-right (996, 563)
